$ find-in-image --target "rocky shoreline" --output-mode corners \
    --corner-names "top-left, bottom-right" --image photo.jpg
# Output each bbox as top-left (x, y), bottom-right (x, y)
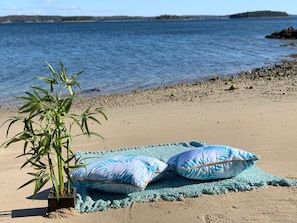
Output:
top-left (2, 59), bottom-right (297, 112)
top-left (266, 26), bottom-right (297, 39)
top-left (75, 59), bottom-right (297, 109)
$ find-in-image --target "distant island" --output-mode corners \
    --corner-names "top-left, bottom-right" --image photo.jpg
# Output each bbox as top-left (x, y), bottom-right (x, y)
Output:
top-left (0, 15), bottom-right (228, 23)
top-left (156, 15), bottom-right (180, 20)
top-left (229, 10), bottom-right (289, 19)
top-left (0, 11), bottom-right (293, 24)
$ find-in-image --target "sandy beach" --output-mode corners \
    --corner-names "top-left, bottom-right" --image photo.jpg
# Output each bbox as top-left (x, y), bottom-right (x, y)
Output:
top-left (1, 60), bottom-right (297, 223)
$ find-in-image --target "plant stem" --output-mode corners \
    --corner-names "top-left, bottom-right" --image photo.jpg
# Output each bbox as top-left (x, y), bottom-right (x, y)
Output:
top-left (58, 153), bottom-right (64, 196)
top-left (67, 139), bottom-right (71, 194)
top-left (56, 114), bottom-right (64, 196)
top-left (48, 154), bottom-right (56, 191)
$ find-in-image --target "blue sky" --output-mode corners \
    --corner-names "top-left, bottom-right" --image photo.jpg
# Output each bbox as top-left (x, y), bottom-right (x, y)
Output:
top-left (0, 0), bottom-right (296, 16)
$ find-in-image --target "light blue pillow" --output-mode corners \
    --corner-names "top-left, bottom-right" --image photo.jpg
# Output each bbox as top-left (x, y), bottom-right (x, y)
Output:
top-left (70, 154), bottom-right (168, 194)
top-left (167, 145), bottom-right (259, 181)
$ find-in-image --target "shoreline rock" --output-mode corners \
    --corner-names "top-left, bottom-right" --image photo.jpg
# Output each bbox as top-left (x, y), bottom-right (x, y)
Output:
top-left (266, 26), bottom-right (297, 39)
top-left (73, 59), bottom-right (297, 109)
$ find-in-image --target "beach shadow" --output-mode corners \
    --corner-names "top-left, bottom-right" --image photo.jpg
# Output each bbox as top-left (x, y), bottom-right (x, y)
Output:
top-left (26, 188), bottom-right (51, 200)
top-left (0, 210), bottom-right (11, 218)
top-left (77, 187), bottom-right (128, 201)
top-left (11, 207), bottom-right (48, 218)
top-left (26, 183), bottom-right (79, 200)
top-left (76, 174), bottom-right (204, 201)
top-left (75, 172), bottom-right (241, 203)
top-left (0, 189), bottom-right (49, 219)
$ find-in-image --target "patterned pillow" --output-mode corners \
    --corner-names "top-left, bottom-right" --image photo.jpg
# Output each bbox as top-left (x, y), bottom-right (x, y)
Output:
top-left (70, 154), bottom-right (168, 194)
top-left (167, 145), bottom-right (259, 181)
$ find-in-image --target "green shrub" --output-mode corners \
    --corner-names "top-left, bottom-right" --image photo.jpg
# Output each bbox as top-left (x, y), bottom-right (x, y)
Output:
top-left (1, 61), bottom-right (107, 199)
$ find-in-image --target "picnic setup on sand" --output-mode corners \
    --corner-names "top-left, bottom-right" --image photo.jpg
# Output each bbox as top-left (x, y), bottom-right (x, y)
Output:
top-left (71, 141), bottom-right (297, 213)
top-left (2, 61), bottom-right (297, 216)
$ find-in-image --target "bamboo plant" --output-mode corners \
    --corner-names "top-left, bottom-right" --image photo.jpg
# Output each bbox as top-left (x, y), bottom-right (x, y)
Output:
top-left (1, 61), bottom-right (107, 199)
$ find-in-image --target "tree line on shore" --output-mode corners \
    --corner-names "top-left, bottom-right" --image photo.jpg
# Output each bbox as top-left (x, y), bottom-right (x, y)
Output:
top-left (230, 10), bottom-right (288, 18)
top-left (0, 11), bottom-right (292, 24)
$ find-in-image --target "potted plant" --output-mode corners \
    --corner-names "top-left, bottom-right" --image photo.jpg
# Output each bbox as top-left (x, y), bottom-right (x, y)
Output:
top-left (1, 61), bottom-right (107, 212)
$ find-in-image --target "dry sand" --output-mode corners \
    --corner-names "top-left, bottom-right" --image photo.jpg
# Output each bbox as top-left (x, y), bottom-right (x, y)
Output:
top-left (1, 62), bottom-right (297, 222)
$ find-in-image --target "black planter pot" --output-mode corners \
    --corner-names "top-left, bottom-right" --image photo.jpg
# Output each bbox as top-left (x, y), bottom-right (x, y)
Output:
top-left (48, 187), bottom-right (77, 212)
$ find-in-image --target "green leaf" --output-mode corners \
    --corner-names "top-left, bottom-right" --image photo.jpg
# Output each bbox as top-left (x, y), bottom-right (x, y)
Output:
top-left (33, 174), bottom-right (50, 199)
top-left (72, 69), bottom-right (84, 80)
top-left (46, 61), bottom-right (59, 82)
top-left (87, 131), bottom-right (105, 139)
top-left (1, 133), bottom-right (24, 148)
top-left (30, 86), bottom-right (48, 95)
top-left (68, 164), bottom-right (86, 169)
top-left (0, 116), bottom-right (20, 138)
top-left (64, 155), bottom-right (76, 164)
top-left (18, 178), bottom-right (37, 190)
top-left (61, 97), bottom-right (73, 113)
top-left (36, 76), bottom-right (58, 85)
top-left (96, 108), bottom-right (108, 121)
top-left (22, 156), bottom-right (46, 169)
top-left (46, 61), bottom-right (57, 74)
top-left (88, 116), bottom-right (102, 125)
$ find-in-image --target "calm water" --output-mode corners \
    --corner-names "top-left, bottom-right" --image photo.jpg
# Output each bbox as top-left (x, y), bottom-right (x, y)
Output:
top-left (0, 18), bottom-right (296, 105)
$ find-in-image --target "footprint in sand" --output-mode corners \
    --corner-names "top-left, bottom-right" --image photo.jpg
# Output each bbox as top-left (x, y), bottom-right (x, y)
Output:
top-left (201, 214), bottom-right (234, 223)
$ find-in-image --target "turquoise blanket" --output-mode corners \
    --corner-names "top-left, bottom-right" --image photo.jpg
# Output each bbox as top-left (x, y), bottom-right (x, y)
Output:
top-left (74, 141), bottom-right (297, 213)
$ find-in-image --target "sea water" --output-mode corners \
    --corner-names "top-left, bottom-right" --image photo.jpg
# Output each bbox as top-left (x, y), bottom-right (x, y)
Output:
top-left (0, 18), bottom-right (296, 105)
